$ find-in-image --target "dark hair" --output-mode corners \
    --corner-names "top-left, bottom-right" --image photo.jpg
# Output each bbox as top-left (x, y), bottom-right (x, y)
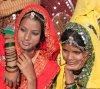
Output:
top-left (60, 29), bottom-right (85, 47)
top-left (32, 11), bottom-right (45, 43)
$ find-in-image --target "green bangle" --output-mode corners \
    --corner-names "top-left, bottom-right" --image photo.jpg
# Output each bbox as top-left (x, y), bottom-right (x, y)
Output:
top-left (6, 58), bottom-right (17, 62)
top-left (67, 84), bottom-right (77, 89)
top-left (5, 42), bottom-right (15, 48)
top-left (6, 65), bottom-right (17, 69)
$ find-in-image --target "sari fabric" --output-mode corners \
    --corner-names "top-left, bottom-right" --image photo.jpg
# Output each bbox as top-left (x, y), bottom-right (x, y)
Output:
top-left (70, 0), bottom-right (100, 88)
top-left (14, 5), bottom-right (60, 89)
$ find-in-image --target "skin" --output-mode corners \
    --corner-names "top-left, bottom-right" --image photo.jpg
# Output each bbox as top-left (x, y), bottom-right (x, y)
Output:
top-left (62, 43), bottom-right (88, 87)
top-left (5, 17), bottom-right (42, 89)
top-left (18, 17), bottom-right (41, 54)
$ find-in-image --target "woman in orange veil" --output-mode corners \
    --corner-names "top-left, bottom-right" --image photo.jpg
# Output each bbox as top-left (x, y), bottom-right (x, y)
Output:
top-left (1, 4), bottom-right (60, 89)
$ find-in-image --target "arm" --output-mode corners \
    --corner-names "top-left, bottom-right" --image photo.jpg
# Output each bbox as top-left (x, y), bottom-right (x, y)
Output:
top-left (64, 65), bottom-right (77, 89)
top-left (4, 34), bottom-right (20, 88)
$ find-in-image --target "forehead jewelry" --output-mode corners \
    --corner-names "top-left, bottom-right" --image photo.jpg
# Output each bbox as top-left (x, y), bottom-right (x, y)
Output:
top-left (30, 12), bottom-right (44, 22)
top-left (24, 11), bottom-right (44, 22)
top-left (62, 36), bottom-right (78, 46)
top-left (68, 36), bottom-right (74, 45)
top-left (30, 12), bottom-right (35, 19)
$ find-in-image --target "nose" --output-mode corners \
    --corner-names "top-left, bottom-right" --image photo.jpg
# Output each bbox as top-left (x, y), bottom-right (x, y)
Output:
top-left (24, 31), bottom-right (31, 41)
top-left (67, 53), bottom-right (73, 60)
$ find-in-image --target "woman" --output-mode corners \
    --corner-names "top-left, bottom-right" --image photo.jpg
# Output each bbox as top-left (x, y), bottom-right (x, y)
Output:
top-left (70, 0), bottom-right (100, 87)
top-left (55, 22), bottom-right (100, 89)
top-left (3, 4), bottom-right (60, 89)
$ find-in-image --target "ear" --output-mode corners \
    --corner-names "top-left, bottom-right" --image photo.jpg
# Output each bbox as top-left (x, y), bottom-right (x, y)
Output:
top-left (83, 51), bottom-right (88, 61)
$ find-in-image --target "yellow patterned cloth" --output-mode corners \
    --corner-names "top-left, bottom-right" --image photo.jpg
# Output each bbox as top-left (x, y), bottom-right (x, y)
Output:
top-left (55, 44), bottom-right (66, 89)
top-left (70, 0), bottom-right (100, 88)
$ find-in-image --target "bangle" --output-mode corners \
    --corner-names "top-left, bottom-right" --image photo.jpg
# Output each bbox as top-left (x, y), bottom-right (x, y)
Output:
top-left (6, 65), bottom-right (17, 69)
top-left (65, 82), bottom-right (75, 85)
top-left (6, 58), bottom-right (17, 62)
top-left (6, 68), bottom-right (19, 73)
top-left (6, 54), bottom-right (17, 59)
top-left (5, 46), bottom-right (15, 53)
top-left (67, 84), bottom-right (77, 89)
top-left (5, 42), bottom-right (15, 48)
top-left (6, 51), bottom-right (16, 56)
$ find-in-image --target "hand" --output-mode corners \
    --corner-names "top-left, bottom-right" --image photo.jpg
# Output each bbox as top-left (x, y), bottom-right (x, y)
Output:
top-left (64, 65), bottom-right (75, 85)
top-left (17, 52), bottom-right (36, 81)
top-left (4, 70), bottom-right (20, 88)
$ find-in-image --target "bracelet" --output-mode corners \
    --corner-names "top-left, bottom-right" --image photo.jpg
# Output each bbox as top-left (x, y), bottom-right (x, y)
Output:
top-left (6, 51), bottom-right (16, 56)
top-left (67, 84), bottom-right (77, 89)
top-left (5, 48), bottom-right (16, 53)
top-left (6, 65), bottom-right (17, 69)
top-left (65, 82), bottom-right (75, 85)
top-left (5, 68), bottom-right (19, 73)
top-left (6, 50), bottom-right (15, 53)
top-left (6, 58), bottom-right (17, 62)
top-left (5, 42), bottom-right (15, 48)
top-left (6, 54), bottom-right (17, 59)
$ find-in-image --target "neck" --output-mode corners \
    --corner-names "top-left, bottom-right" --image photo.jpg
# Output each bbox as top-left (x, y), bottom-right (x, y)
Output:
top-left (72, 68), bottom-right (82, 75)
top-left (23, 49), bottom-right (36, 57)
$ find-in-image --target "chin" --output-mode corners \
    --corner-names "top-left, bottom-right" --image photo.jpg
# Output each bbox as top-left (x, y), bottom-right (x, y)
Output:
top-left (21, 46), bottom-right (29, 50)
top-left (68, 65), bottom-right (81, 71)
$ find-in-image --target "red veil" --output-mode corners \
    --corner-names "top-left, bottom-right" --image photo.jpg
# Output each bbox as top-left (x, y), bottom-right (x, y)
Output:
top-left (14, 5), bottom-right (60, 89)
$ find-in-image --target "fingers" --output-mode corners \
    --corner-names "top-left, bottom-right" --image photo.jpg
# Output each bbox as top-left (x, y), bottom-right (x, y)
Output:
top-left (4, 76), bottom-right (20, 88)
top-left (17, 52), bottom-right (30, 66)
top-left (18, 53), bottom-right (26, 61)
top-left (22, 52), bottom-right (30, 60)
top-left (17, 61), bottom-right (21, 69)
top-left (17, 53), bottom-right (26, 65)
top-left (4, 78), bottom-right (13, 88)
top-left (17, 52), bottom-right (29, 63)
top-left (17, 73), bottom-right (20, 86)
top-left (13, 82), bottom-right (17, 88)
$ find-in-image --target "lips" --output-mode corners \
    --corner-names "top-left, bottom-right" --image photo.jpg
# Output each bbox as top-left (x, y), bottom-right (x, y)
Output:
top-left (21, 41), bottom-right (30, 46)
top-left (67, 61), bottom-right (76, 65)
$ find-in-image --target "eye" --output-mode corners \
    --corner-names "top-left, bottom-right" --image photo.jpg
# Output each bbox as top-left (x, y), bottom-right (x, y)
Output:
top-left (20, 27), bottom-right (26, 32)
top-left (73, 51), bottom-right (82, 55)
top-left (31, 30), bottom-right (40, 35)
top-left (62, 48), bottom-right (68, 53)
top-left (32, 32), bottom-right (39, 35)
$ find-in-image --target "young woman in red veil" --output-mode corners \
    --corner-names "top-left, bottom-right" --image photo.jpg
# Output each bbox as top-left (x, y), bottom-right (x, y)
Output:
top-left (1, 4), bottom-right (60, 89)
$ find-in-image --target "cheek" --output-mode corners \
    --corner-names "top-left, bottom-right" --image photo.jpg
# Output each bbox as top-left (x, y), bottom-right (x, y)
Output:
top-left (18, 31), bottom-right (24, 40)
top-left (18, 32), bottom-right (21, 42)
top-left (62, 51), bottom-right (68, 61)
top-left (77, 57), bottom-right (86, 67)
top-left (31, 35), bottom-right (41, 44)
